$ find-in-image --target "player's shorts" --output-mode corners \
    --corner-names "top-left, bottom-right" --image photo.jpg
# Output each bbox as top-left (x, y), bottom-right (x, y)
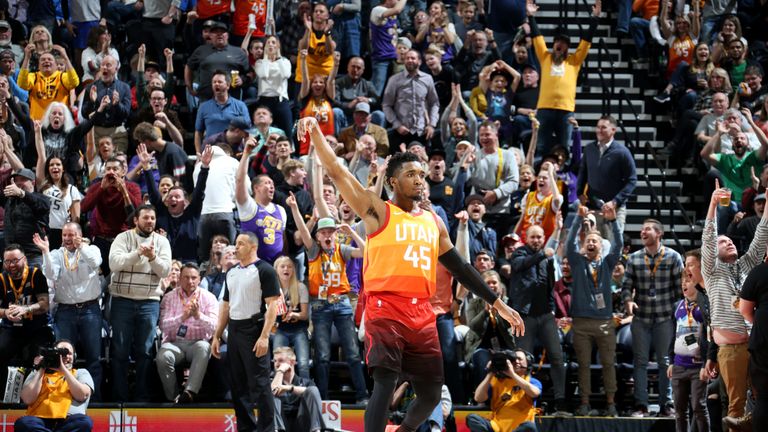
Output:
top-left (363, 293), bottom-right (444, 383)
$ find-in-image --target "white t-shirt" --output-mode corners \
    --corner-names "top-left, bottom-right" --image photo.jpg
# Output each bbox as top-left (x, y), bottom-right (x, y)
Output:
top-left (81, 47), bottom-right (120, 82)
top-left (44, 184), bottom-right (83, 229)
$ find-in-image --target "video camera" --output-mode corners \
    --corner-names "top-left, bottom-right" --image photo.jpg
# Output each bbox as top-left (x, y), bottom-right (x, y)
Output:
top-left (489, 350), bottom-right (515, 378)
top-left (34, 346), bottom-right (70, 370)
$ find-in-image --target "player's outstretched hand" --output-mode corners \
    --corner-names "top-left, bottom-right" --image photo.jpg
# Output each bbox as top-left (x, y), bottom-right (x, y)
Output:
top-left (494, 299), bottom-right (525, 336)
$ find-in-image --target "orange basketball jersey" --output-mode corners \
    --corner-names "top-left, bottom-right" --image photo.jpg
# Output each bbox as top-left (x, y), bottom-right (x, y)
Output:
top-left (517, 190), bottom-right (557, 243)
top-left (363, 201), bottom-right (440, 298)
top-left (308, 243), bottom-right (351, 297)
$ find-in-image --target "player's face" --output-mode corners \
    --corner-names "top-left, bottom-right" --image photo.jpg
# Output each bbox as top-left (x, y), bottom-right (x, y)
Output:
top-left (392, 162), bottom-right (426, 201)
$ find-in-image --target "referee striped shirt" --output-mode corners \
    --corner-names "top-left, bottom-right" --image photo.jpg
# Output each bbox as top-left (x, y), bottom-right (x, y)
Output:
top-left (701, 218), bottom-right (768, 336)
top-left (621, 245), bottom-right (684, 323)
top-left (223, 260), bottom-right (280, 321)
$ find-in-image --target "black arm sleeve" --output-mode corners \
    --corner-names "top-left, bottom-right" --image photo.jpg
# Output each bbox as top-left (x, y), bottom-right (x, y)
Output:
top-left (528, 15), bottom-right (541, 37)
top-left (583, 16), bottom-right (598, 43)
top-left (439, 247), bottom-right (499, 305)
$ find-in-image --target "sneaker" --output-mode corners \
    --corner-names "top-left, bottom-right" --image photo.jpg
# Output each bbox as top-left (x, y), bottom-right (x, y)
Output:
top-left (723, 413), bottom-right (753, 432)
top-left (660, 405), bottom-right (676, 417)
top-left (575, 404), bottom-right (591, 416)
top-left (175, 389), bottom-right (195, 404)
top-left (631, 405), bottom-right (649, 417)
top-left (356, 397), bottom-right (369, 406)
top-left (654, 92), bottom-right (671, 104)
top-left (606, 404), bottom-right (619, 418)
top-left (551, 399), bottom-right (573, 417)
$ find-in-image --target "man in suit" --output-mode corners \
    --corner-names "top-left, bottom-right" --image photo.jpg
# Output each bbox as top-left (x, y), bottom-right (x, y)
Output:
top-left (576, 115), bottom-right (637, 239)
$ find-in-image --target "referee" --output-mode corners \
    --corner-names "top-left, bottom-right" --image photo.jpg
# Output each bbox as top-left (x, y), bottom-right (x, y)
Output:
top-left (212, 232), bottom-right (280, 432)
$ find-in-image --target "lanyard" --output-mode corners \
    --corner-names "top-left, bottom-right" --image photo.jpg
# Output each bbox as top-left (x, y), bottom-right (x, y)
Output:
top-left (8, 267), bottom-right (29, 303)
top-left (643, 247), bottom-right (666, 279)
top-left (63, 249), bottom-right (80, 272)
top-left (320, 246), bottom-right (336, 285)
top-left (728, 262), bottom-right (742, 294)
top-left (495, 148), bottom-right (503, 188)
top-left (589, 261), bottom-right (600, 292)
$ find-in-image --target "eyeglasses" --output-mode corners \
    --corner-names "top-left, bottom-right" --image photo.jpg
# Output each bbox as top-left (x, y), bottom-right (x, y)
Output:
top-left (3, 257), bottom-right (25, 265)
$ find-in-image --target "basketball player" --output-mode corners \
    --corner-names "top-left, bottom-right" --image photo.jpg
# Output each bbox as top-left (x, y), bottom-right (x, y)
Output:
top-left (297, 117), bottom-right (524, 432)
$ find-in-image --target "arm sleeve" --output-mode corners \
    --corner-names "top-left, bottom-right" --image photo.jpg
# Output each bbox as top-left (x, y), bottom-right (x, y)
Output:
top-left (438, 248), bottom-right (499, 305)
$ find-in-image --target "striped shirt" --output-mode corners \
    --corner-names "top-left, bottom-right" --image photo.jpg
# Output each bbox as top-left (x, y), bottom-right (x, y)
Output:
top-left (621, 245), bottom-right (684, 324)
top-left (701, 218), bottom-right (768, 336)
top-left (109, 230), bottom-right (172, 301)
top-left (159, 287), bottom-right (219, 343)
top-left (223, 260), bottom-right (280, 321)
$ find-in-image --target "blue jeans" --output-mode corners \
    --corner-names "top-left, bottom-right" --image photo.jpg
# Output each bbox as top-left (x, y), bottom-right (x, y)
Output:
top-left (110, 297), bottom-right (160, 402)
top-left (331, 15), bottom-right (361, 59)
top-left (15, 414), bottom-right (93, 432)
top-left (310, 297), bottom-right (368, 400)
top-left (105, 0), bottom-right (142, 25)
top-left (471, 348), bottom-right (493, 392)
top-left (701, 15), bottom-right (725, 45)
top-left (466, 415), bottom-right (537, 432)
top-left (536, 109), bottom-right (574, 157)
top-left (371, 60), bottom-right (392, 97)
top-left (516, 313), bottom-right (566, 400)
top-left (54, 303), bottom-right (103, 400)
top-left (371, 110), bottom-right (386, 128)
top-left (273, 325), bottom-right (311, 379)
top-left (333, 107), bottom-right (347, 136)
top-left (631, 318), bottom-right (675, 407)
top-left (629, 17), bottom-right (651, 57)
top-left (436, 312), bottom-right (464, 404)
top-left (615, 0), bottom-right (632, 32)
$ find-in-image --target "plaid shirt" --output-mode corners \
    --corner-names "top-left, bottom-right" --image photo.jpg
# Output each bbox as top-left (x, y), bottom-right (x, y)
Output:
top-left (621, 245), bottom-right (684, 324)
top-left (159, 286), bottom-right (219, 344)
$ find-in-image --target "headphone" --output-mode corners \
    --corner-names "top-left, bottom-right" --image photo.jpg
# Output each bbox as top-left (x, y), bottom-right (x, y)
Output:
top-left (513, 348), bottom-right (535, 374)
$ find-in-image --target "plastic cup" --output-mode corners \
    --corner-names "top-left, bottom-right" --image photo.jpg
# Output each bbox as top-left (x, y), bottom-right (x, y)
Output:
top-left (719, 188), bottom-right (732, 207)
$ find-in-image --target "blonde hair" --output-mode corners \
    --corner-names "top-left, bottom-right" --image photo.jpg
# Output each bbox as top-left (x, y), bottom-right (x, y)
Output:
top-left (274, 256), bottom-right (301, 308)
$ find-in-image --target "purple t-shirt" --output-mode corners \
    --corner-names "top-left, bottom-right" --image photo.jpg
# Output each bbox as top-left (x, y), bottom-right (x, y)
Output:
top-left (238, 198), bottom-right (286, 265)
top-left (370, 6), bottom-right (398, 61)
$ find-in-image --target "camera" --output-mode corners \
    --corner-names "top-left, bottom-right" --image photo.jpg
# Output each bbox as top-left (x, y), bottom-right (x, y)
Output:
top-left (489, 350), bottom-right (514, 377)
top-left (34, 346), bottom-right (69, 370)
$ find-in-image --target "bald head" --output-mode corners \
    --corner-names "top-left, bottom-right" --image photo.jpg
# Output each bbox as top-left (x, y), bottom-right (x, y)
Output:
top-left (526, 225), bottom-right (545, 251)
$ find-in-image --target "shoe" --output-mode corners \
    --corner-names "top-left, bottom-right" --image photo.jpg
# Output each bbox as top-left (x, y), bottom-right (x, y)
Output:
top-left (575, 404), bottom-right (591, 416)
top-left (654, 92), bottom-right (671, 103)
top-left (551, 399), bottom-right (573, 417)
top-left (723, 413), bottom-right (753, 432)
top-left (605, 404), bottom-right (619, 418)
top-left (175, 389), bottom-right (195, 404)
top-left (660, 405), bottom-right (676, 417)
top-left (356, 397), bottom-right (369, 406)
top-left (631, 405), bottom-right (649, 417)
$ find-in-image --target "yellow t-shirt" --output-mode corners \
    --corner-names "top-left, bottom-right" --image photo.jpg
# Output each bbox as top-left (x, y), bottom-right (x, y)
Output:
top-left (533, 35), bottom-right (591, 112)
top-left (18, 69), bottom-right (79, 120)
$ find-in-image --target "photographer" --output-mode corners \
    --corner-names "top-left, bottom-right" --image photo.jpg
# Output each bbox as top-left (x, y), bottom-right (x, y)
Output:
top-left (15, 340), bottom-right (94, 432)
top-left (466, 349), bottom-right (541, 432)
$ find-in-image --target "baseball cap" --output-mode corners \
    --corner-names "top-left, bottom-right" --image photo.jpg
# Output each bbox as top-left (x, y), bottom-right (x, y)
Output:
top-left (585, 213), bottom-right (597, 226)
top-left (429, 148), bottom-right (446, 160)
top-left (229, 118), bottom-right (250, 131)
top-left (455, 140), bottom-right (473, 150)
top-left (406, 141), bottom-right (424, 150)
top-left (756, 193), bottom-right (766, 202)
top-left (521, 63), bottom-right (538, 72)
top-left (397, 37), bottom-right (412, 50)
top-left (316, 217), bottom-right (337, 231)
top-left (145, 60), bottom-right (161, 71)
top-left (11, 168), bottom-right (35, 181)
top-left (0, 49), bottom-right (13, 61)
top-left (354, 102), bottom-right (371, 114)
top-left (0, 21), bottom-right (10, 30)
top-left (206, 21), bottom-right (228, 31)
top-left (501, 233), bottom-right (522, 247)
top-left (465, 194), bottom-right (484, 206)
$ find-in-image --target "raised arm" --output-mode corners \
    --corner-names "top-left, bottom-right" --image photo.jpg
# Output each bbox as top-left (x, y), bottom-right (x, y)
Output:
top-left (743, 108), bottom-right (768, 161)
top-left (236, 137), bottom-right (258, 206)
top-left (659, 0), bottom-right (672, 39)
top-left (326, 52), bottom-right (340, 101)
top-left (525, 118), bottom-right (540, 167)
top-left (33, 121), bottom-right (46, 187)
top-left (286, 192), bottom-right (315, 248)
top-left (297, 117), bottom-right (386, 233)
top-left (700, 121), bottom-right (726, 164)
top-left (312, 156), bottom-right (333, 219)
top-left (299, 50), bottom-right (311, 99)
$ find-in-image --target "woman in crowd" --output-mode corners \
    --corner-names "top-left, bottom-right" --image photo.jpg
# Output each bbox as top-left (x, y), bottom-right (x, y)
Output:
top-left (658, 0), bottom-right (700, 80)
top-left (254, 35), bottom-right (293, 141)
top-left (81, 25), bottom-right (119, 84)
top-left (34, 152), bottom-right (82, 249)
top-left (711, 15), bottom-right (745, 64)
top-left (200, 235), bottom-right (231, 276)
top-left (655, 42), bottom-right (714, 114)
top-left (299, 49), bottom-right (339, 153)
top-left (272, 255), bottom-right (310, 379)
top-left (414, 1), bottom-right (459, 63)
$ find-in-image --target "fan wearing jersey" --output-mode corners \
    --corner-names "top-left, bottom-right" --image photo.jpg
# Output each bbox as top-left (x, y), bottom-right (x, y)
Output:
top-left (286, 193), bottom-right (369, 403)
top-left (297, 116), bottom-right (524, 432)
top-left (236, 137), bottom-right (287, 266)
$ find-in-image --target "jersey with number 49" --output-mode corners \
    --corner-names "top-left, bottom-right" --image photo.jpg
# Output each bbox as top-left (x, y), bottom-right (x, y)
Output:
top-left (364, 201), bottom-right (440, 298)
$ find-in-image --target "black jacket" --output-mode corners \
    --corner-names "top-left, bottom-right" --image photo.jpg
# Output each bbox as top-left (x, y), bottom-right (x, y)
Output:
top-left (508, 245), bottom-right (555, 316)
top-left (1, 191), bottom-right (50, 257)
